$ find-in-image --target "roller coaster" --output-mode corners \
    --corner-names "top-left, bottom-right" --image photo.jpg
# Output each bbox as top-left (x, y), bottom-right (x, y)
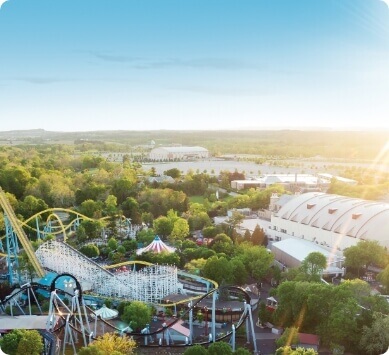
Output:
top-left (0, 186), bottom-right (258, 353)
top-left (0, 277), bottom-right (257, 354)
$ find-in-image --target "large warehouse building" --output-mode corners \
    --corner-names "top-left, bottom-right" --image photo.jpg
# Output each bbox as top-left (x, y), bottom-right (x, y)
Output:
top-left (149, 146), bottom-right (209, 161)
top-left (269, 192), bottom-right (389, 254)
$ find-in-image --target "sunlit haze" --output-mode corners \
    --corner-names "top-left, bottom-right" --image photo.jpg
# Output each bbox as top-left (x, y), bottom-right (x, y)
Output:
top-left (0, 0), bottom-right (389, 132)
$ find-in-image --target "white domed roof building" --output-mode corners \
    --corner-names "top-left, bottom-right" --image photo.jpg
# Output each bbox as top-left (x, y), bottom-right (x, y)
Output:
top-left (149, 146), bottom-right (209, 161)
top-left (270, 192), bottom-right (389, 254)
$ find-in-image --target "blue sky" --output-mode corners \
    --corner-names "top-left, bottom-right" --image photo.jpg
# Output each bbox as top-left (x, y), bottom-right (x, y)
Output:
top-left (0, 0), bottom-right (388, 131)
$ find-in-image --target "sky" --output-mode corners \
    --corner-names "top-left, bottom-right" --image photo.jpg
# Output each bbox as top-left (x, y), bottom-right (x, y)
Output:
top-left (0, 0), bottom-right (389, 132)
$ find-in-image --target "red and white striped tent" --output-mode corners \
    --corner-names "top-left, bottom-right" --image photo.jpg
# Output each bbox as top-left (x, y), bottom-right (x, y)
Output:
top-left (136, 236), bottom-right (176, 255)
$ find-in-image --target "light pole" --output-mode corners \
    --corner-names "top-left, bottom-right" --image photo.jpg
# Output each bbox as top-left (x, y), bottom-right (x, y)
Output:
top-left (204, 306), bottom-right (208, 336)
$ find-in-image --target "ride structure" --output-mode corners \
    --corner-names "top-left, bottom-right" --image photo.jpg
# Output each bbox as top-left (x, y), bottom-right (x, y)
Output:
top-left (0, 187), bottom-right (45, 283)
top-left (36, 239), bottom-right (179, 303)
top-left (1, 276), bottom-right (258, 355)
top-left (0, 186), bottom-right (259, 353)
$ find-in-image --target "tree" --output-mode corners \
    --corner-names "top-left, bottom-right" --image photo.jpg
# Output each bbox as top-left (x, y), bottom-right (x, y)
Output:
top-left (258, 301), bottom-right (272, 325)
top-left (188, 211), bottom-right (212, 231)
top-left (18, 251), bottom-right (37, 282)
top-left (164, 168), bottom-right (181, 179)
top-left (78, 333), bottom-right (136, 355)
top-left (183, 345), bottom-right (208, 355)
top-left (378, 265), bottom-right (389, 294)
top-left (319, 297), bottom-right (360, 350)
top-left (208, 341), bottom-right (233, 355)
top-left (80, 244), bottom-right (100, 258)
top-left (275, 347), bottom-right (318, 355)
top-left (243, 229), bottom-right (251, 242)
top-left (227, 211), bottom-right (244, 231)
top-left (107, 237), bottom-right (118, 251)
top-left (202, 225), bottom-right (222, 238)
top-left (359, 313), bottom-right (389, 355)
top-left (14, 330), bottom-right (44, 355)
top-left (136, 228), bottom-right (156, 245)
top-left (273, 280), bottom-right (362, 352)
top-left (137, 250), bottom-right (181, 267)
top-left (344, 240), bottom-right (387, 277)
top-left (276, 327), bottom-right (299, 348)
top-left (153, 216), bottom-right (173, 239)
top-left (122, 239), bottom-right (138, 253)
top-left (121, 197), bottom-right (141, 224)
top-left (299, 252), bottom-right (327, 282)
top-left (0, 329), bottom-right (43, 355)
top-left (16, 195), bottom-right (48, 220)
top-left (0, 166), bottom-right (31, 199)
top-left (229, 257), bottom-right (248, 285)
top-left (81, 219), bottom-right (104, 240)
top-left (234, 348), bottom-right (252, 355)
top-left (251, 225), bottom-right (266, 245)
top-left (27, 171), bottom-right (75, 207)
top-left (111, 176), bottom-right (137, 204)
top-left (184, 258), bottom-right (207, 274)
top-left (138, 188), bottom-right (188, 217)
top-left (209, 233), bottom-right (234, 255)
top-left (203, 256), bottom-right (233, 285)
top-left (121, 301), bottom-right (152, 331)
top-left (169, 218), bottom-right (190, 243)
top-left (237, 242), bottom-right (274, 287)
top-left (104, 194), bottom-right (118, 216)
top-left (78, 199), bottom-right (104, 219)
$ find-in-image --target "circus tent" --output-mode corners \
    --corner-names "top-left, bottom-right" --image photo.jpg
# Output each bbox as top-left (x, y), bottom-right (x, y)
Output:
top-left (136, 236), bottom-right (176, 255)
top-left (93, 304), bottom-right (119, 320)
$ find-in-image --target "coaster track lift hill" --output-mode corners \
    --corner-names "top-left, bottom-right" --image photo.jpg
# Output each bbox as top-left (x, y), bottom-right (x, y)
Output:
top-left (0, 186), bottom-right (45, 283)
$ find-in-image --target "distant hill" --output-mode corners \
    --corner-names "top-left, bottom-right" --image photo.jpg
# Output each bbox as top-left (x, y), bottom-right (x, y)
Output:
top-left (0, 129), bottom-right (387, 161)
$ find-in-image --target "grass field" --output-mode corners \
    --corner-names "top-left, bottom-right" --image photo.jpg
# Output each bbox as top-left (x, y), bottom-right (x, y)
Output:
top-left (189, 196), bottom-right (205, 204)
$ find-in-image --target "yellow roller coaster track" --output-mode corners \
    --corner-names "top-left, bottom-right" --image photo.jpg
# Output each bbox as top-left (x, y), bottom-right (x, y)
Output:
top-left (0, 187), bottom-right (45, 278)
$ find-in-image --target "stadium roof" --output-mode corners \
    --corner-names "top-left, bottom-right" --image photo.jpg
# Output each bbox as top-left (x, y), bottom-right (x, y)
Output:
top-left (274, 192), bottom-right (389, 247)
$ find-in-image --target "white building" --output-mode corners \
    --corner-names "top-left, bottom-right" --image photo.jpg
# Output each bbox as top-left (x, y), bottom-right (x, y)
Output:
top-left (149, 146), bottom-right (209, 161)
top-left (269, 192), bottom-right (389, 254)
top-left (231, 174), bottom-right (329, 192)
top-left (271, 238), bottom-right (344, 275)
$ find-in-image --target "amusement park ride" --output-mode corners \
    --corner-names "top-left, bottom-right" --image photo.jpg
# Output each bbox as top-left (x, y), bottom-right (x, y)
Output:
top-left (0, 186), bottom-right (258, 354)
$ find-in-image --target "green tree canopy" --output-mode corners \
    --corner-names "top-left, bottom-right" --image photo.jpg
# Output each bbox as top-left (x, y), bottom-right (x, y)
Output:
top-left (183, 344), bottom-right (208, 355)
top-left (78, 333), bottom-right (136, 355)
top-left (0, 329), bottom-right (43, 355)
top-left (78, 199), bottom-right (104, 219)
top-left (275, 347), bottom-right (318, 355)
top-left (121, 301), bottom-right (152, 331)
top-left (344, 240), bottom-right (387, 277)
top-left (80, 244), bottom-right (100, 258)
top-left (378, 266), bottom-right (389, 294)
top-left (164, 168), bottom-right (181, 179)
top-left (203, 256), bottom-right (233, 285)
top-left (208, 341), bottom-right (233, 355)
top-left (153, 216), bottom-right (173, 238)
top-left (274, 280), bottom-right (363, 351)
top-left (299, 252), bottom-right (327, 282)
top-left (169, 217), bottom-right (190, 243)
top-left (359, 313), bottom-right (389, 355)
top-left (210, 233), bottom-right (234, 255)
top-left (236, 242), bottom-right (274, 286)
